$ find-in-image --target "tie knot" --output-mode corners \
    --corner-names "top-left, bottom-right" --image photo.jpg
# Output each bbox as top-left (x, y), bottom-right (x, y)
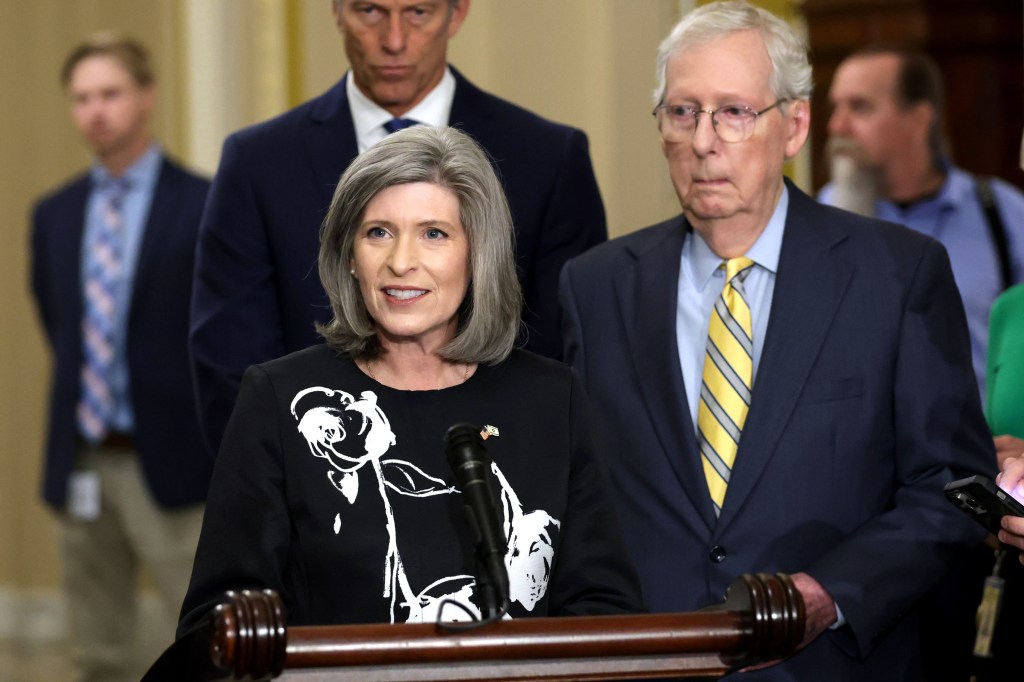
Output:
top-left (383, 118), bottom-right (419, 134)
top-left (724, 257), bottom-right (755, 284)
top-left (103, 177), bottom-right (131, 204)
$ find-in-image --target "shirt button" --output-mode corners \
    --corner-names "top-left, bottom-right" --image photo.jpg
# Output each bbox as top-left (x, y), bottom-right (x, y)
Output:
top-left (709, 546), bottom-right (727, 563)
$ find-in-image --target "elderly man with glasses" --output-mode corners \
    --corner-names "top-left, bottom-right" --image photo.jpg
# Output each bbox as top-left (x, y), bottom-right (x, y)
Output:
top-left (559, 1), bottom-right (995, 678)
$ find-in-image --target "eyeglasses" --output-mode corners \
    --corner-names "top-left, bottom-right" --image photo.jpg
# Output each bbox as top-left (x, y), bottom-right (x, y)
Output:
top-left (652, 100), bottom-right (787, 143)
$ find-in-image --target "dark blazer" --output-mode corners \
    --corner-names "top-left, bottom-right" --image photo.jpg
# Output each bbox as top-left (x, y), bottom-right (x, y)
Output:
top-left (30, 157), bottom-right (213, 510)
top-left (559, 182), bottom-right (997, 680)
top-left (190, 68), bottom-right (607, 457)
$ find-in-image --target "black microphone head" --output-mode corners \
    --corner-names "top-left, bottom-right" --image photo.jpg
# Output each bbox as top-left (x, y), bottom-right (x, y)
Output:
top-left (444, 423), bottom-right (487, 470)
top-left (443, 422), bottom-right (509, 616)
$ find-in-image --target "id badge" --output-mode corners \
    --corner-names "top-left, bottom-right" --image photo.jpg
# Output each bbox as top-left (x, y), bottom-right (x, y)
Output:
top-left (973, 574), bottom-right (1004, 658)
top-left (68, 471), bottom-right (101, 521)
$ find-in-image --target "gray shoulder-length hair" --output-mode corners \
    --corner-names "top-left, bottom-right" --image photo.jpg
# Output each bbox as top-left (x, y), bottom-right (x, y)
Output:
top-left (317, 125), bottom-right (522, 364)
top-left (652, 0), bottom-right (813, 107)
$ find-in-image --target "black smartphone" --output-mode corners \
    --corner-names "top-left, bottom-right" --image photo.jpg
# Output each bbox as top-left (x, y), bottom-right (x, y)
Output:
top-left (944, 475), bottom-right (1024, 535)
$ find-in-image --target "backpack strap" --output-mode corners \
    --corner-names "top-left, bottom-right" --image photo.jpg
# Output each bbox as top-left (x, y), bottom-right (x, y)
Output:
top-left (974, 176), bottom-right (1013, 292)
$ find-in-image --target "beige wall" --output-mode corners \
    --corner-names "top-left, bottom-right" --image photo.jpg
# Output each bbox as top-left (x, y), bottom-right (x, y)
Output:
top-left (447, 1), bottom-right (685, 235)
top-left (0, 0), bottom-right (804, 600)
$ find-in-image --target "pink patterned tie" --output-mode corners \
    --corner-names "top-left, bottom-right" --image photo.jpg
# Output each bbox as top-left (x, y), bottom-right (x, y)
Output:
top-left (77, 179), bottom-right (129, 442)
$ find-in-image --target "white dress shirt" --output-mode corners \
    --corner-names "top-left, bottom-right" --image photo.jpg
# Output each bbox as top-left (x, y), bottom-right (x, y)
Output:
top-left (346, 67), bottom-right (456, 153)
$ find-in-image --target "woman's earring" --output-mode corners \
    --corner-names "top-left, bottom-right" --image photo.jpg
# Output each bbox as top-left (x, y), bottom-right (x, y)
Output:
top-left (350, 268), bottom-right (356, 277)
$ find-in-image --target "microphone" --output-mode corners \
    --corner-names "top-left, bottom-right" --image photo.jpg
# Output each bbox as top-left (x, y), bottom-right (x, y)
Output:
top-left (444, 423), bottom-right (509, 619)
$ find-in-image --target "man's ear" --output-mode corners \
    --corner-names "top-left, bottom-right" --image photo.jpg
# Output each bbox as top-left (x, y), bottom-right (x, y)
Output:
top-left (331, 0), bottom-right (344, 33)
top-left (784, 99), bottom-right (811, 160)
top-left (909, 101), bottom-right (936, 147)
top-left (139, 83), bottom-right (158, 122)
top-left (447, 0), bottom-right (471, 39)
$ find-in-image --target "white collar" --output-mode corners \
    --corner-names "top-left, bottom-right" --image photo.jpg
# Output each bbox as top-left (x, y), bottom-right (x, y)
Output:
top-left (347, 67), bottom-right (456, 153)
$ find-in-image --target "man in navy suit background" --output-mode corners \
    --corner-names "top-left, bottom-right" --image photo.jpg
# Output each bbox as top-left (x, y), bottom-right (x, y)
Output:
top-left (29, 34), bottom-right (211, 682)
top-left (560, 2), bottom-right (995, 678)
top-left (190, 0), bottom-right (607, 457)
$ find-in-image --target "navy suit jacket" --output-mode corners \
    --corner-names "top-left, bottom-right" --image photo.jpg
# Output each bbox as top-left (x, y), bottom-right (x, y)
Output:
top-left (560, 182), bottom-right (997, 680)
top-left (31, 157), bottom-right (213, 510)
top-left (190, 68), bottom-right (607, 457)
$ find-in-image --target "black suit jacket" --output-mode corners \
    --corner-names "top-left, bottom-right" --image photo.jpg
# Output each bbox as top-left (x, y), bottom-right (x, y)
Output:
top-left (31, 157), bottom-right (213, 510)
top-left (190, 68), bottom-right (607, 456)
top-left (560, 183), bottom-right (997, 680)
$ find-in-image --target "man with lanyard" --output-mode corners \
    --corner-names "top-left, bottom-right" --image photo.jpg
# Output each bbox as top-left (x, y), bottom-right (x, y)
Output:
top-left (30, 33), bottom-right (211, 682)
top-left (823, 44), bottom-right (1024, 681)
top-left (822, 44), bottom-right (1024, 400)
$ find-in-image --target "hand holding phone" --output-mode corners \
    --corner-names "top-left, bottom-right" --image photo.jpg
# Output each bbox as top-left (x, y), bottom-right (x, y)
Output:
top-left (944, 475), bottom-right (1024, 536)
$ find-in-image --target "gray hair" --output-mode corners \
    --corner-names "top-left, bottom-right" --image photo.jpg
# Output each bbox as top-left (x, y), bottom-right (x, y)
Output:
top-left (652, 0), bottom-right (813, 107)
top-left (317, 125), bottom-right (522, 364)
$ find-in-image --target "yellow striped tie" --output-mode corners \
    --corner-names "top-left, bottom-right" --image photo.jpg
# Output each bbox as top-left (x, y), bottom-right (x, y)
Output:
top-left (698, 257), bottom-right (755, 516)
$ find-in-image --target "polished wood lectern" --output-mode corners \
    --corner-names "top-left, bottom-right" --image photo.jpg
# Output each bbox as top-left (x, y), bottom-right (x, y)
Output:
top-left (143, 573), bottom-right (804, 681)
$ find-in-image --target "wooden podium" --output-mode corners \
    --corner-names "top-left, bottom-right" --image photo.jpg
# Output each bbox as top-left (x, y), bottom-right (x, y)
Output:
top-left (143, 573), bottom-right (804, 681)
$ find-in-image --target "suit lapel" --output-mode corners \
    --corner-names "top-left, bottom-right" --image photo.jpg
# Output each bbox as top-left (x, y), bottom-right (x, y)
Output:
top-left (718, 186), bottom-right (852, 527)
top-left (60, 180), bottom-right (91, 317)
top-left (131, 160), bottom-right (176, 313)
top-left (304, 77), bottom-right (359, 209)
top-left (620, 219), bottom-right (716, 529)
top-left (448, 67), bottom-right (492, 133)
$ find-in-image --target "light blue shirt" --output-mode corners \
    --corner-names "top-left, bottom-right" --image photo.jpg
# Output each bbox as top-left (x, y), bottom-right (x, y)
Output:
top-left (820, 164), bottom-right (1024, 402)
top-left (81, 144), bottom-right (162, 434)
top-left (677, 186), bottom-right (786, 432)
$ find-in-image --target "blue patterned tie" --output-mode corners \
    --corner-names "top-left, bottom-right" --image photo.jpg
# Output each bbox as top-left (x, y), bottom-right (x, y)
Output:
top-left (383, 118), bottom-right (419, 134)
top-left (78, 178), bottom-right (130, 442)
